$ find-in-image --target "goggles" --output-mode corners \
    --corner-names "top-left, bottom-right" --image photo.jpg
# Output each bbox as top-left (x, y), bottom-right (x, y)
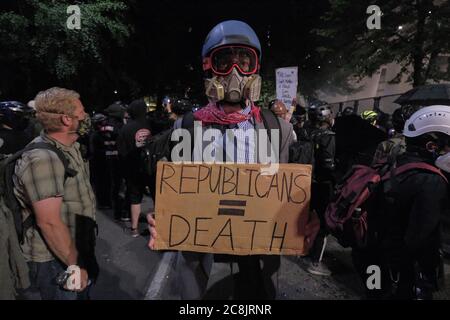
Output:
top-left (203, 45), bottom-right (259, 76)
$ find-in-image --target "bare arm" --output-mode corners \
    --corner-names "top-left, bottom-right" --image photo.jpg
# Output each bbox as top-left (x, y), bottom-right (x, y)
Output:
top-left (32, 197), bottom-right (78, 266)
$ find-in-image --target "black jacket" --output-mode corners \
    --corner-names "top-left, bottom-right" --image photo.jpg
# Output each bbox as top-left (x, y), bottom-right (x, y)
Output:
top-left (377, 152), bottom-right (448, 295)
top-left (117, 118), bottom-right (151, 177)
top-left (306, 125), bottom-right (336, 183)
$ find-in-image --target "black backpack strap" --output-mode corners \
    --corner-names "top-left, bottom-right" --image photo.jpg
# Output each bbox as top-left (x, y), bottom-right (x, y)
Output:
top-left (259, 109), bottom-right (282, 149)
top-left (22, 142), bottom-right (78, 181)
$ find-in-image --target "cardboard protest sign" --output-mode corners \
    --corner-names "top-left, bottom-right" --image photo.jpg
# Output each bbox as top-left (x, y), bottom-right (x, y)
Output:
top-left (276, 67), bottom-right (298, 122)
top-left (154, 162), bottom-right (312, 256)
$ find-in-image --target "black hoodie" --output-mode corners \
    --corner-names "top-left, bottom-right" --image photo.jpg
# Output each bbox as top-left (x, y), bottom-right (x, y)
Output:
top-left (117, 99), bottom-right (151, 172)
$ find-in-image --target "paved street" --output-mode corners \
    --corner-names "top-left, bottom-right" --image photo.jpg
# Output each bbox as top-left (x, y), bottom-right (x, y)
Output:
top-left (90, 197), bottom-right (450, 300)
top-left (89, 197), bottom-right (158, 299)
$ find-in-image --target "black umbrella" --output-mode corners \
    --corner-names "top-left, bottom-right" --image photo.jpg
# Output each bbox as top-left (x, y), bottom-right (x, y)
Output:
top-left (394, 84), bottom-right (450, 106)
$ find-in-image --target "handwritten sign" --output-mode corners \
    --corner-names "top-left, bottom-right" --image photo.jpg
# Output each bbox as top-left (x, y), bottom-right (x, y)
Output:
top-left (154, 162), bottom-right (312, 255)
top-left (276, 67), bottom-right (298, 121)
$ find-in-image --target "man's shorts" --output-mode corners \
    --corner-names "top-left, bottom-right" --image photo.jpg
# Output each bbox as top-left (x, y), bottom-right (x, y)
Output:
top-left (126, 174), bottom-right (146, 205)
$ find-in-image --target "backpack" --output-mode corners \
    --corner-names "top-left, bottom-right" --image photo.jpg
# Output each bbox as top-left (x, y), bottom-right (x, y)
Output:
top-left (0, 142), bottom-right (77, 298)
top-left (325, 162), bottom-right (448, 248)
top-left (1, 142), bottom-right (77, 243)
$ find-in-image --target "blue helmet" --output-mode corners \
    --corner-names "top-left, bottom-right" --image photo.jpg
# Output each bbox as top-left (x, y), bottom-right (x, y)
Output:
top-left (202, 20), bottom-right (261, 60)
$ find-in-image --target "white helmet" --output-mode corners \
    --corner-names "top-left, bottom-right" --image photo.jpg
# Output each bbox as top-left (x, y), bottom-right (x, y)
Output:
top-left (403, 105), bottom-right (450, 138)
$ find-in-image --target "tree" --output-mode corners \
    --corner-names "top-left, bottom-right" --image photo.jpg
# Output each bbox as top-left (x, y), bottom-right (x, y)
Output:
top-left (0, 0), bottom-right (131, 108)
top-left (313, 0), bottom-right (450, 88)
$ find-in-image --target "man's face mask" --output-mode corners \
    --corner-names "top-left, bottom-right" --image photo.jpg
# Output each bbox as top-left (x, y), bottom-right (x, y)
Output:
top-left (70, 114), bottom-right (91, 137)
top-left (435, 152), bottom-right (450, 173)
top-left (204, 46), bottom-right (261, 103)
top-left (435, 141), bottom-right (450, 173)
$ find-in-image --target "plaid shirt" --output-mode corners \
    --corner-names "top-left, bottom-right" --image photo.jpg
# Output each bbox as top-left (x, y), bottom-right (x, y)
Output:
top-left (13, 132), bottom-right (96, 262)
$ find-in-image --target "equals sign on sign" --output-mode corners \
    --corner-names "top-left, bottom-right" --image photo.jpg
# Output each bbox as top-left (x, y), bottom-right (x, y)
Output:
top-left (217, 200), bottom-right (247, 216)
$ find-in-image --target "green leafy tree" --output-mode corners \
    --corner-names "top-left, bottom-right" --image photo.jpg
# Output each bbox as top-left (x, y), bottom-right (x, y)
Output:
top-left (0, 0), bottom-right (131, 107)
top-left (313, 0), bottom-right (450, 87)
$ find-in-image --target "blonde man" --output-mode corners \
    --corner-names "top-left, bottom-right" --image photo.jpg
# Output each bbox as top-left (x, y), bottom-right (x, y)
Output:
top-left (13, 87), bottom-right (97, 300)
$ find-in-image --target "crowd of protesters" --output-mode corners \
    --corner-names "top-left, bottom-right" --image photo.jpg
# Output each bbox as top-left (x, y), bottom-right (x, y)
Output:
top-left (1, 20), bottom-right (449, 301)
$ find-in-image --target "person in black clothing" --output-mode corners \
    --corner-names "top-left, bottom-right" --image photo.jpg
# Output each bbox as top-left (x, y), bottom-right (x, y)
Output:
top-left (0, 101), bottom-right (33, 154)
top-left (291, 103), bottom-right (309, 142)
top-left (147, 100), bottom-right (173, 136)
top-left (103, 102), bottom-right (127, 221)
top-left (117, 99), bottom-right (152, 237)
top-left (304, 103), bottom-right (336, 276)
top-left (354, 105), bottom-right (450, 300)
top-left (89, 113), bottom-right (110, 208)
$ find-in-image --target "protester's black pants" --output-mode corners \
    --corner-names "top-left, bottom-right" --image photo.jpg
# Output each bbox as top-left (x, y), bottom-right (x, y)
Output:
top-left (105, 157), bottom-right (123, 218)
top-left (309, 181), bottom-right (333, 261)
top-left (91, 156), bottom-right (109, 207)
top-left (234, 255), bottom-right (280, 299)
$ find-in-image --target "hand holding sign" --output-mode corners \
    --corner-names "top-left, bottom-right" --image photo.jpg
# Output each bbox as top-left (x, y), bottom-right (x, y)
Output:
top-left (147, 212), bottom-right (157, 250)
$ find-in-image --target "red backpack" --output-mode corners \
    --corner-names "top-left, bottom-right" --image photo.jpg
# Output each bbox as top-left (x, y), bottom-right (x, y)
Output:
top-left (325, 162), bottom-right (448, 248)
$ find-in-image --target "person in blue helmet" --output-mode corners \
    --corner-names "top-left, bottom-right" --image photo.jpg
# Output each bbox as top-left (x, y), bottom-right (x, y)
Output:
top-left (147, 20), bottom-right (319, 299)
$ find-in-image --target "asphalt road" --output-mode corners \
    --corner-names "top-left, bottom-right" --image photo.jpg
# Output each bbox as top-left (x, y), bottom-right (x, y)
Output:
top-left (89, 197), bottom-right (159, 300)
top-left (89, 197), bottom-right (450, 300)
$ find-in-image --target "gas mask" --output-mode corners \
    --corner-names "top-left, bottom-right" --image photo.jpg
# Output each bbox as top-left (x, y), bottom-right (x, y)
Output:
top-left (204, 45), bottom-right (261, 103)
top-left (70, 114), bottom-right (91, 137)
top-left (205, 70), bottom-right (261, 103)
top-left (435, 152), bottom-right (450, 173)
